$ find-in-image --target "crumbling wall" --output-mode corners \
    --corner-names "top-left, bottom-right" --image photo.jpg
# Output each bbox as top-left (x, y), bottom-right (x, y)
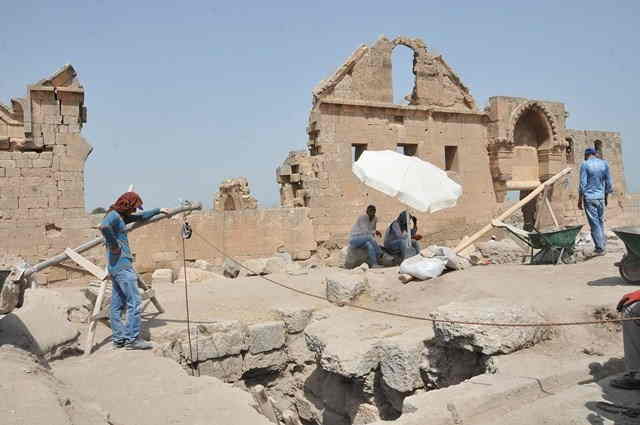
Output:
top-left (278, 37), bottom-right (629, 247)
top-left (0, 65), bottom-right (100, 284)
top-left (213, 177), bottom-right (258, 211)
top-left (129, 207), bottom-right (317, 273)
top-left (313, 36), bottom-right (475, 111)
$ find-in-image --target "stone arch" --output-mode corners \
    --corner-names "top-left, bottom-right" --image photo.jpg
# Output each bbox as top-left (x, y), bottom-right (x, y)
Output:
top-left (390, 38), bottom-right (421, 105)
top-left (510, 102), bottom-right (558, 147)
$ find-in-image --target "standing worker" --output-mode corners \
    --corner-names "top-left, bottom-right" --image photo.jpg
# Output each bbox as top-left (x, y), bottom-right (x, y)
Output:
top-left (611, 289), bottom-right (640, 389)
top-left (578, 147), bottom-right (613, 255)
top-left (99, 192), bottom-right (169, 350)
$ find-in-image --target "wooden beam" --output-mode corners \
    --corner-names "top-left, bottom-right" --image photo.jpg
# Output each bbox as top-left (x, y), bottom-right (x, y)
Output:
top-left (544, 194), bottom-right (560, 228)
top-left (84, 280), bottom-right (107, 356)
top-left (454, 167), bottom-right (572, 254)
top-left (64, 248), bottom-right (108, 280)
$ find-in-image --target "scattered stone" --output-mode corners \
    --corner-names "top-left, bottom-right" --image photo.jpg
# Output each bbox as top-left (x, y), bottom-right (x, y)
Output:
top-left (285, 262), bottom-right (307, 276)
top-left (151, 268), bottom-right (174, 285)
top-left (293, 250), bottom-right (312, 261)
top-left (324, 271), bottom-right (368, 305)
top-left (344, 246), bottom-right (368, 269)
top-left (264, 256), bottom-right (288, 275)
top-left (194, 259), bottom-right (212, 271)
top-left (223, 258), bottom-right (241, 278)
top-left (247, 321), bottom-right (286, 354)
top-left (430, 298), bottom-right (553, 355)
top-left (175, 267), bottom-right (224, 284)
top-left (245, 259), bottom-right (268, 276)
top-left (476, 239), bottom-right (526, 264)
top-left (273, 307), bottom-right (313, 334)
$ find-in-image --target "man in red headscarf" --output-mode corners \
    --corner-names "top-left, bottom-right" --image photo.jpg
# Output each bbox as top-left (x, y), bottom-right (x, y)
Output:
top-left (99, 192), bottom-right (169, 350)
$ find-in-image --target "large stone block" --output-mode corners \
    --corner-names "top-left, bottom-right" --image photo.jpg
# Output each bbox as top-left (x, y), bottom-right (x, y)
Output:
top-left (273, 307), bottom-right (313, 334)
top-left (430, 298), bottom-right (553, 355)
top-left (324, 271), bottom-right (368, 305)
top-left (0, 289), bottom-right (79, 360)
top-left (242, 349), bottom-right (287, 374)
top-left (173, 321), bottom-right (248, 360)
top-left (198, 355), bottom-right (243, 382)
top-left (175, 266), bottom-right (224, 284)
top-left (247, 321), bottom-right (286, 354)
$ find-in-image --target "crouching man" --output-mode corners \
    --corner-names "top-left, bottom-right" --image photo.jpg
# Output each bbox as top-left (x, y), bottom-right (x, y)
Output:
top-left (99, 192), bottom-right (169, 350)
top-left (611, 289), bottom-right (640, 389)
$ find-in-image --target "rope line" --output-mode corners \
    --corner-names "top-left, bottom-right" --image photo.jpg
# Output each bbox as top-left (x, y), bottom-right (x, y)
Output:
top-left (191, 230), bottom-right (640, 328)
top-left (180, 222), bottom-right (197, 373)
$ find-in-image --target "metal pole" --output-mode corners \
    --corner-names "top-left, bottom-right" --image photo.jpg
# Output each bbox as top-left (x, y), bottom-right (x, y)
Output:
top-left (24, 202), bottom-right (202, 277)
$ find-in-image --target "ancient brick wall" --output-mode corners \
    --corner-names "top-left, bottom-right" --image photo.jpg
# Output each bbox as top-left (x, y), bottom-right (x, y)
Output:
top-left (0, 66), bottom-right (101, 283)
top-left (279, 36), bottom-right (631, 245)
top-left (129, 208), bottom-right (317, 273)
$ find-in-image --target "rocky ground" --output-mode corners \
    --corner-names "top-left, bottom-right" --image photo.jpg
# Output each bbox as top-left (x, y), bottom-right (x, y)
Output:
top-left (1, 236), bottom-right (639, 425)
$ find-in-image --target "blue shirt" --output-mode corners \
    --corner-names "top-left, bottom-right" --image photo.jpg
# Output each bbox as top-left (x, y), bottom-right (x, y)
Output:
top-left (579, 157), bottom-right (613, 200)
top-left (99, 208), bottom-right (160, 274)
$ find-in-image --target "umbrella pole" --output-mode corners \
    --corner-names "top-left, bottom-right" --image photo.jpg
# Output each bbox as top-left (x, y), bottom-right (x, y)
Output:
top-left (406, 210), bottom-right (411, 250)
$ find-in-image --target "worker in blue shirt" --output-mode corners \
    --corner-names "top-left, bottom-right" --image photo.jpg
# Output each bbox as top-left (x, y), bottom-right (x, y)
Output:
top-left (99, 192), bottom-right (169, 350)
top-left (578, 147), bottom-right (613, 255)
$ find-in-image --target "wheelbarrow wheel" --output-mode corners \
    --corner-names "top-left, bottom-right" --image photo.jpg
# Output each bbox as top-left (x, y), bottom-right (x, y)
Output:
top-left (619, 257), bottom-right (640, 283)
top-left (561, 249), bottom-right (577, 264)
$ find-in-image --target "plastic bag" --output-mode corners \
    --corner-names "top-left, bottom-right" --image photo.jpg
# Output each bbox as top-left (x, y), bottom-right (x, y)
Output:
top-left (399, 256), bottom-right (446, 280)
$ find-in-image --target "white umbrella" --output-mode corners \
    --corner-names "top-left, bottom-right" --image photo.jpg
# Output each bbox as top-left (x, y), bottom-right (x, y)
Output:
top-left (353, 150), bottom-right (462, 213)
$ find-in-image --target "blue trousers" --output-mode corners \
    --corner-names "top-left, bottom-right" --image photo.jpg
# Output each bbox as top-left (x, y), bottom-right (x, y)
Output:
top-left (386, 239), bottom-right (421, 261)
top-left (110, 267), bottom-right (142, 343)
top-left (584, 199), bottom-right (606, 252)
top-left (349, 235), bottom-right (382, 267)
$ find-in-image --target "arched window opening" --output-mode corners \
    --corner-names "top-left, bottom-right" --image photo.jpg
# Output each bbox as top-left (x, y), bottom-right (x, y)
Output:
top-left (224, 196), bottom-right (236, 211)
top-left (513, 108), bottom-right (550, 148)
top-left (391, 45), bottom-right (416, 105)
top-left (594, 140), bottom-right (603, 158)
top-left (565, 137), bottom-right (574, 164)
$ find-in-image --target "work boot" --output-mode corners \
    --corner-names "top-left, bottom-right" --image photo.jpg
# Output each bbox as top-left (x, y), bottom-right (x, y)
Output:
top-left (610, 372), bottom-right (640, 390)
top-left (125, 338), bottom-right (153, 350)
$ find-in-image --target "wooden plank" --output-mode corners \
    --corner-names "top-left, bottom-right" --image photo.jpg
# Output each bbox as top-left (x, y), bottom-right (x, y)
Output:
top-left (544, 194), bottom-right (560, 228)
top-left (64, 248), bottom-right (107, 280)
top-left (84, 280), bottom-right (107, 356)
top-left (454, 167), bottom-right (572, 254)
top-left (137, 275), bottom-right (165, 313)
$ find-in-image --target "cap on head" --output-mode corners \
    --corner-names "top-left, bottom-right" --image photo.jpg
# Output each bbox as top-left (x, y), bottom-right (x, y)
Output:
top-left (584, 148), bottom-right (597, 156)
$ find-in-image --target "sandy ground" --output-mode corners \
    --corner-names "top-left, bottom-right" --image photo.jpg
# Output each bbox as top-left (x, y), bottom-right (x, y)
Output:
top-left (2, 250), bottom-right (639, 424)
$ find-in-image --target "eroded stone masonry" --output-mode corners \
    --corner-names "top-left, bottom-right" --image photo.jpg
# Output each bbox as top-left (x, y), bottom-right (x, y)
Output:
top-left (0, 36), bottom-right (634, 282)
top-left (278, 36), bottom-right (630, 245)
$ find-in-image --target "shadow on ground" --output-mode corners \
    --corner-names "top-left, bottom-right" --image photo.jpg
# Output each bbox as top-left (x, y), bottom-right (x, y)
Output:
top-left (584, 358), bottom-right (640, 424)
top-left (588, 276), bottom-right (637, 287)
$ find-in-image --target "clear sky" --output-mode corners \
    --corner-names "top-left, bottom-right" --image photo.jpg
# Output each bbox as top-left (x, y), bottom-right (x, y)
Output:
top-left (1, 0), bottom-right (638, 210)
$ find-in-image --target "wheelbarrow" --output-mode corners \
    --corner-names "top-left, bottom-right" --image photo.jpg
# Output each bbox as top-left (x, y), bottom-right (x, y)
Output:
top-left (493, 221), bottom-right (584, 265)
top-left (612, 226), bottom-right (640, 283)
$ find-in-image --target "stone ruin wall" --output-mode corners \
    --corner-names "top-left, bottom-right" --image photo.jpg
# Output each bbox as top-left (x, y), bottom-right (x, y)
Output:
top-left (0, 68), bottom-right (316, 284)
top-left (278, 35), bottom-right (632, 247)
top-left (0, 66), bottom-right (103, 283)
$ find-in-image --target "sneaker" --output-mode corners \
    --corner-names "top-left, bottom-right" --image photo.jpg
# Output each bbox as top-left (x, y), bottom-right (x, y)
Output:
top-left (593, 249), bottom-right (606, 256)
top-left (371, 264), bottom-right (385, 269)
top-left (610, 372), bottom-right (640, 390)
top-left (112, 340), bottom-right (125, 349)
top-left (125, 338), bottom-right (153, 350)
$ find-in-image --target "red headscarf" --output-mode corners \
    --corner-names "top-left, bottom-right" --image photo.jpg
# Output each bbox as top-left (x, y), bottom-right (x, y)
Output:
top-left (109, 192), bottom-right (143, 214)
